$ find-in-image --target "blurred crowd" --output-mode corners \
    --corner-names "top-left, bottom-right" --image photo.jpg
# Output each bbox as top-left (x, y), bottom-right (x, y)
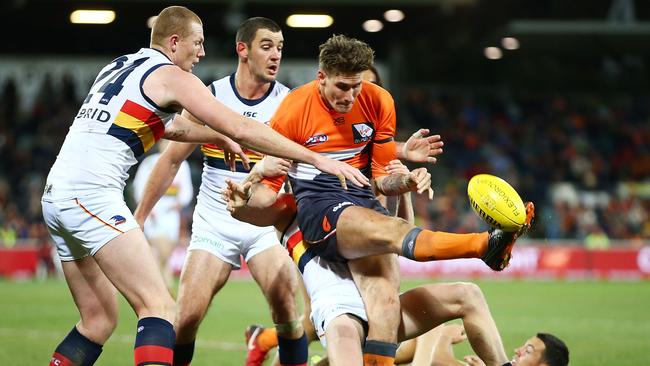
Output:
top-left (401, 87), bottom-right (650, 243)
top-left (0, 74), bottom-right (648, 259)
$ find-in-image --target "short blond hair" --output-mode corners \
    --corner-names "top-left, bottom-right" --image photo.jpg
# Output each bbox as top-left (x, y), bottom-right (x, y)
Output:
top-left (319, 34), bottom-right (374, 75)
top-left (150, 6), bottom-right (202, 47)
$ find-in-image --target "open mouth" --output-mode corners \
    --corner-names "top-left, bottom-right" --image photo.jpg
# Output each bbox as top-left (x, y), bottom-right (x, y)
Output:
top-left (268, 65), bottom-right (278, 74)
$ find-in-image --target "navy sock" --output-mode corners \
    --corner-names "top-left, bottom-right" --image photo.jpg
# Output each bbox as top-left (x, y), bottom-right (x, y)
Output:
top-left (173, 341), bottom-right (196, 366)
top-left (50, 326), bottom-right (103, 366)
top-left (363, 339), bottom-right (398, 358)
top-left (134, 317), bottom-right (175, 366)
top-left (277, 333), bottom-right (308, 366)
top-left (401, 227), bottom-right (422, 260)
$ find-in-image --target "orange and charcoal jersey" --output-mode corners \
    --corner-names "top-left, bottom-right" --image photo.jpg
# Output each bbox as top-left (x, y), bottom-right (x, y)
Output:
top-left (261, 79), bottom-right (397, 203)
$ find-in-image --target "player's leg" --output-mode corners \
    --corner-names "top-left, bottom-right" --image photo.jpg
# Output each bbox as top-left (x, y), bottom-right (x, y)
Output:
top-left (348, 254), bottom-right (401, 366)
top-left (248, 244), bottom-right (307, 366)
top-left (173, 249), bottom-right (232, 366)
top-left (324, 314), bottom-right (366, 366)
top-left (299, 277), bottom-right (318, 343)
top-left (336, 204), bottom-right (535, 271)
top-left (410, 325), bottom-right (467, 366)
top-left (397, 282), bottom-right (509, 366)
top-left (49, 257), bottom-right (118, 366)
top-left (337, 206), bottom-right (485, 260)
top-left (259, 274), bottom-right (317, 366)
top-left (93, 228), bottom-right (177, 366)
top-left (394, 338), bottom-right (416, 365)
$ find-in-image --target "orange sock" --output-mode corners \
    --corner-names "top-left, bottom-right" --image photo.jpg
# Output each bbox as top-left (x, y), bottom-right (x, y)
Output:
top-left (363, 353), bottom-right (395, 366)
top-left (258, 327), bottom-right (279, 352)
top-left (363, 340), bottom-right (397, 366)
top-left (403, 228), bottom-right (488, 261)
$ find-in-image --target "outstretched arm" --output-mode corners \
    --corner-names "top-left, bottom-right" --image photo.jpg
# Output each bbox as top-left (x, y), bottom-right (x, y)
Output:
top-left (384, 159), bottom-right (416, 223)
top-left (149, 66), bottom-right (369, 188)
top-left (222, 180), bottom-right (294, 229)
top-left (396, 129), bottom-right (444, 164)
top-left (133, 141), bottom-right (196, 228)
top-left (374, 167), bottom-right (433, 199)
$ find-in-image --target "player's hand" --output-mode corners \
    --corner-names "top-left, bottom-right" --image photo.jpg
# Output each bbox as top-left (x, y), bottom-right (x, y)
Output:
top-left (462, 355), bottom-right (486, 366)
top-left (406, 167), bottom-right (434, 199)
top-left (258, 156), bottom-right (292, 178)
top-left (221, 137), bottom-right (250, 172)
top-left (314, 156), bottom-right (370, 189)
top-left (401, 129), bottom-right (444, 164)
top-left (222, 179), bottom-right (252, 214)
top-left (385, 159), bottom-right (410, 175)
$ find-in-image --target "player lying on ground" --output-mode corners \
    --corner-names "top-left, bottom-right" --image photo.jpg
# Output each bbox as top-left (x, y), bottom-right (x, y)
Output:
top-left (223, 157), bottom-right (533, 366)
top-left (403, 324), bottom-right (569, 366)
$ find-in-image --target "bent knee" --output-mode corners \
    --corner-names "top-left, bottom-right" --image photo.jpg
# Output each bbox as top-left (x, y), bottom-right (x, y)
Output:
top-left (453, 282), bottom-right (487, 312)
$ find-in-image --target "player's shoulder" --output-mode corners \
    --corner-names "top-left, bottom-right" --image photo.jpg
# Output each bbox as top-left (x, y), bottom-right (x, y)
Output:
top-left (272, 80), bottom-right (291, 96)
top-left (207, 75), bottom-right (231, 95)
top-left (361, 80), bottom-right (392, 101)
top-left (284, 80), bottom-right (317, 100)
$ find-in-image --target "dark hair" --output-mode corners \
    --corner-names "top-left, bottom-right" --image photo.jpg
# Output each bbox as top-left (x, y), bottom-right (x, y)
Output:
top-left (366, 65), bottom-right (383, 87)
top-left (537, 333), bottom-right (569, 366)
top-left (318, 34), bottom-right (374, 75)
top-left (236, 17), bottom-right (282, 46)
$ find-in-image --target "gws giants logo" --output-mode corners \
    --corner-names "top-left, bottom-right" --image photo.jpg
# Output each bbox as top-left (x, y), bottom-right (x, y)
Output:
top-left (305, 133), bottom-right (328, 147)
top-left (352, 122), bottom-right (374, 144)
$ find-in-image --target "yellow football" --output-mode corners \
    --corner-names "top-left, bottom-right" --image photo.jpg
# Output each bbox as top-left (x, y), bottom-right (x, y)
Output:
top-left (467, 174), bottom-right (526, 231)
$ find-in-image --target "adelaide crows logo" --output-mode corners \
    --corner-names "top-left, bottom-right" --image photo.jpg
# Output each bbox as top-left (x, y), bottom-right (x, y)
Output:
top-left (110, 215), bottom-right (126, 226)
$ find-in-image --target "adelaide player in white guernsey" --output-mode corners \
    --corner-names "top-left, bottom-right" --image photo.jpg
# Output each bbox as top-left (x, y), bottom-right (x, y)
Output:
top-left (41, 7), bottom-right (368, 366)
top-left (133, 18), bottom-right (310, 366)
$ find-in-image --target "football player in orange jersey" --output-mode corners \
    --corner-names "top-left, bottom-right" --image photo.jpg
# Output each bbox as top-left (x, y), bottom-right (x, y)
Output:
top-left (227, 35), bottom-right (534, 365)
top-left (224, 158), bottom-right (518, 366)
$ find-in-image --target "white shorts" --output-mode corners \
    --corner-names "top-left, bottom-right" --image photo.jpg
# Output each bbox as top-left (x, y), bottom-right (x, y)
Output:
top-left (144, 210), bottom-right (180, 242)
top-left (303, 257), bottom-right (368, 347)
top-left (42, 190), bottom-right (139, 261)
top-left (188, 199), bottom-right (279, 269)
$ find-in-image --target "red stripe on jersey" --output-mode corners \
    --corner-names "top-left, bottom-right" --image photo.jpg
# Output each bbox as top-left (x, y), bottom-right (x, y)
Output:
top-left (50, 352), bottom-right (75, 366)
top-left (285, 230), bottom-right (303, 259)
top-left (120, 100), bottom-right (165, 141)
top-left (134, 344), bottom-right (173, 365)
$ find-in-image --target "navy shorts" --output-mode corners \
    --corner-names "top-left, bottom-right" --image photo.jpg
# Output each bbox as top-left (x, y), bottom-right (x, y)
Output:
top-left (296, 192), bottom-right (389, 262)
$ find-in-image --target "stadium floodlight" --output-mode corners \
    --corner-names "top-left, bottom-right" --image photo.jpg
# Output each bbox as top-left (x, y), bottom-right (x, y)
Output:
top-left (484, 47), bottom-right (502, 60)
top-left (286, 14), bottom-right (333, 28)
top-left (502, 37), bottom-right (520, 50)
top-left (70, 10), bottom-right (116, 24)
top-left (363, 19), bottom-right (384, 33)
top-left (384, 9), bottom-right (405, 23)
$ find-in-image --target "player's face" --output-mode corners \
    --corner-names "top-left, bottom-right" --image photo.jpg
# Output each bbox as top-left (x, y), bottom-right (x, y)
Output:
top-left (318, 71), bottom-right (363, 114)
top-left (246, 28), bottom-right (283, 83)
top-left (511, 337), bottom-right (546, 366)
top-left (174, 21), bottom-right (205, 73)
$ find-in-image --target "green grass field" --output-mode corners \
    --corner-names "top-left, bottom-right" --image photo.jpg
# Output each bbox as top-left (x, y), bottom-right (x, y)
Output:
top-left (1, 278), bottom-right (649, 365)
